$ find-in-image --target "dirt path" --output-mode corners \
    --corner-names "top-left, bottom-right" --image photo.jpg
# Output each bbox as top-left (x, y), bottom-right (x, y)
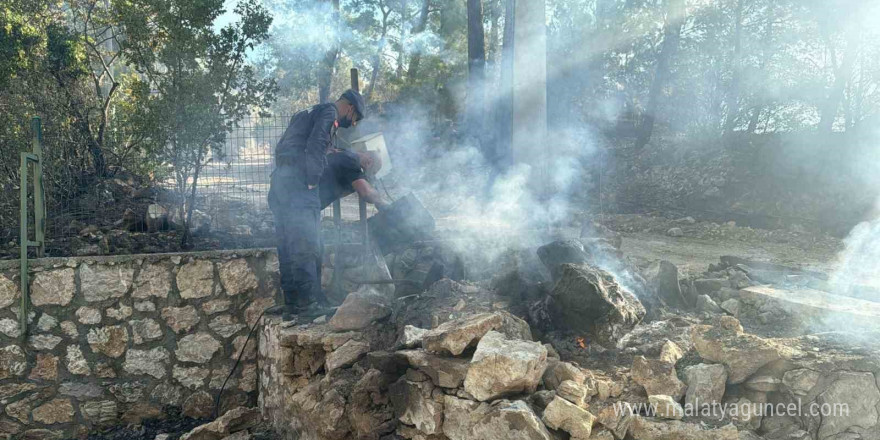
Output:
top-left (618, 231), bottom-right (841, 275)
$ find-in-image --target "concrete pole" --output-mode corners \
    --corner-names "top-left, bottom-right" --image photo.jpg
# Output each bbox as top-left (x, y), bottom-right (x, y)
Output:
top-left (511, 0), bottom-right (548, 188)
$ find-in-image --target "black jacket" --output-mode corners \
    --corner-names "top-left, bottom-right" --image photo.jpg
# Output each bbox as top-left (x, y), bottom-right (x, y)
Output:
top-left (275, 103), bottom-right (338, 187)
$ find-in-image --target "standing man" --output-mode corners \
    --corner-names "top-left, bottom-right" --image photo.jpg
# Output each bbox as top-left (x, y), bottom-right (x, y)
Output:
top-left (268, 90), bottom-right (366, 319)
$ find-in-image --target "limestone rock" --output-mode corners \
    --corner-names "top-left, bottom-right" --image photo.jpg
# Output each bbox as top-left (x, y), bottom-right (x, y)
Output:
top-left (744, 375), bottom-right (780, 392)
top-left (658, 340), bottom-right (684, 365)
top-left (0, 345), bottom-right (26, 379)
top-left (29, 334), bottom-right (62, 351)
top-left (174, 366), bottom-right (210, 389)
top-left (244, 297), bottom-right (275, 327)
top-left (399, 325), bottom-right (429, 349)
top-left (110, 382), bottom-right (146, 403)
top-left (329, 288), bottom-right (391, 331)
top-left (443, 395), bottom-right (480, 440)
top-left (0, 275), bottom-right (18, 308)
top-left (557, 380), bottom-right (589, 408)
top-left (29, 354), bottom-right (58, 381)
top-left (470, 400), bottom-right (553, 440)
top-left (782, 369), bottom-right (820, 396)
top-left (180, 406), bottom-right (260, 440)
top-left (132, 263), bottom-right (172, 298)
top-left (691, 321), bottom-right (790, 384)
top-left (59, 382), bottom-right (103, 398)
top-left (628, 417), bottom-right (738, 440)
top-left (36, 314), bottom-right (57, 332)
top-left (162, 305), bottom-right (201, 333)
top-left (30, 269), bottom-right (75, 306)
top-left (131, 318), bottom-right (164, 344)
top-left (632, 356), bottom-right (686, 401)
top-left (203, 299), bottom-right (231, 315)
top-left (76, 307), bottom-right (101, 324)
top-left (81, 263), bottom-right (134, 301)
top-left (124, 347), bottom-right (169, 378)
top-left (177, 333), bottom-right (221, 364)
top-left (596, 405), bottom-right (633, 439)
top-left (87, 325), bottom-right (129, 357)
top-left (151, 383), bottom-right (184, 407)
top-left (398, 349), bottom-right (470, 389)
top-left (60, 321), bottom-right (77, 339)
top-left (648, 395), bottom-right (683, 420)
top-left (496, 310), bottom-right (534, 341)
top-left (231, 335), bottom-right (257, 361)
top-left (589, 428), bottom-right (615, 440)
top-left (817, 371), bottom-right (880, 439)
top-left (326, 339), bottom-right (370, 371)
top-left (219, 259), bottom-right (258, 296)
top-left (683, 363), bottom-right (727, 409)
top-left (696, 295), bottom-right (723, 314)
top-left (390, 378), bottom-right (444, 435)
top-left (120, 402), bottom-right (163, 425)
top-left (0, 319), bottom-right (19, 338)
top-left (104, 305), bottom-right (130, 323)
top-left (209, 315), bottom-right (245, 339)
top-left (183, 391), bottom-right (215, 419)
top-left (135, 300), bottom-right (155, 311)
top-left (177, 260), bottom-right (216, 299)
top-left (81, 400), bottom-right (118, 425)
top-left (463, 331), bottom-right (548, 401)
top-left (721, 299), bottom-right (741, 316)
top-left (543, 360), bottom-right (587, 390)
top-left (547, 264), bottom-right (645, 346)
top-left (66, 346), bottom-right (91, 375)
top-left (32, 399), bottom-right (74, 424)
top-left (95, 362), bottom-right (115, 378)
top-left (643, 260), bottom-right (688, 308)
top-left (239, 364), bottom-right (257, 392)
top-left (422, 313), bottom-right (503, 356)
top-left (542, 396), bottom-right (596, 439)
top-left (694, 279), bottom-right (728, 296)
top-left (537, 239), bottom-right (591, 280)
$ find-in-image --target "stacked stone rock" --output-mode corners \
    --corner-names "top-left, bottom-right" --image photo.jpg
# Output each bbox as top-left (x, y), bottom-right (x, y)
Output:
top-left (0, 250), bottom-right (279, 439)
top-left (261, 305), bottom-right (637, 440)
top-left (626, 315), bottom-right (880, 440)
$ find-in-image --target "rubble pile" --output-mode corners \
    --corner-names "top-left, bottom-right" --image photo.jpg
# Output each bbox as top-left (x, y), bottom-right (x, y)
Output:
top-left (257, 228), bottom-right (880, 440)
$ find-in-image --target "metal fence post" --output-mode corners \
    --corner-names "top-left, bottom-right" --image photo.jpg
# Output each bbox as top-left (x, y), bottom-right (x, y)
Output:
top-left (19, 116), bottom-right (45, 339)
top-left (351, 69), bottom-right (370, 263)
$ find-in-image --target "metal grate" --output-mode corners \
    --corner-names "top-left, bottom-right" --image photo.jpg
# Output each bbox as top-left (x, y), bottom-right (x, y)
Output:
top-left (1, 113), bottom-right (373, 259)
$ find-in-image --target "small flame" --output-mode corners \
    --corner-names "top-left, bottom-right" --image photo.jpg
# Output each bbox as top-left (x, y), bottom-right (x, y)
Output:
top-left (576, 337), bottom-right (586, 349)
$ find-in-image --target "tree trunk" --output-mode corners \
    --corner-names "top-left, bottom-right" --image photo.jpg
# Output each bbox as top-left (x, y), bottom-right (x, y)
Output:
top-left (492, 0), bottom-right (514, 169)
top-left (318, 0), bottom-right (341, 103)
top-left (723, 0), bottom-right (745, 135)
top-left (818, 29), bottom-right (858, 133)
top-left (396, 0), bottom-right (409, 80)
top-left (466, 0), bottom-right (486, 138)
top-left (635, 0), bottom-right (685, 151)
top-left (407, 0), bottom-right (431, 83)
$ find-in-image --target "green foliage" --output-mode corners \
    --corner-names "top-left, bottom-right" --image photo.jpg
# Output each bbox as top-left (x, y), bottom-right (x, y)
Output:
top-left (114, 0), bottom-right (277, 242)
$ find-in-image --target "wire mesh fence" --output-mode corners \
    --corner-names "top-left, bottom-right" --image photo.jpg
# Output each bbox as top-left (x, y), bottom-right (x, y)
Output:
top-left (1, 113), bottom-right (373, 260)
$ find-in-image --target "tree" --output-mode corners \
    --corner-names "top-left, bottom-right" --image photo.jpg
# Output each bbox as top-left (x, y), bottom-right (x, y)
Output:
top-left (318, 0), bottom-right (341, 103)
top-left (466, 0), bottom-right (486, 138)
top-left (635, 0), bottom-right (685, 150)
top-left (115, 0), bottom-right (277, 246)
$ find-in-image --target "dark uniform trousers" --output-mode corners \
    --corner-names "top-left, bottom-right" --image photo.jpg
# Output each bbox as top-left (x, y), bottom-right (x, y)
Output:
top-left (268, 162), bottom-right (323, 307)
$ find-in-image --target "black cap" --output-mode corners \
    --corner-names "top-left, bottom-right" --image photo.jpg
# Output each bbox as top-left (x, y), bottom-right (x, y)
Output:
top-left (341, 89), bottom-right (366, 120)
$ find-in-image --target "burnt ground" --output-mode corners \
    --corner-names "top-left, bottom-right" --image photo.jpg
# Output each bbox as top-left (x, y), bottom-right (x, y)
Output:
top-left (83, 408), bottom-right (281, 440)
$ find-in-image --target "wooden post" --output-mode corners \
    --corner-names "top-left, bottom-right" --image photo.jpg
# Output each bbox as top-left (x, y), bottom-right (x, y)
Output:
top-left (351, 69), bottom-right (370, 260)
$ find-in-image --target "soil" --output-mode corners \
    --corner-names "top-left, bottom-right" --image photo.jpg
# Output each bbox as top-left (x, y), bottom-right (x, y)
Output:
top-left (593, 213), bottom-right (843, 274)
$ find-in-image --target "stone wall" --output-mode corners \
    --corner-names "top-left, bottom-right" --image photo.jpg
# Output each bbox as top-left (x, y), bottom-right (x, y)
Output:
top-left (0, 249), bottom-right (279, 439)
